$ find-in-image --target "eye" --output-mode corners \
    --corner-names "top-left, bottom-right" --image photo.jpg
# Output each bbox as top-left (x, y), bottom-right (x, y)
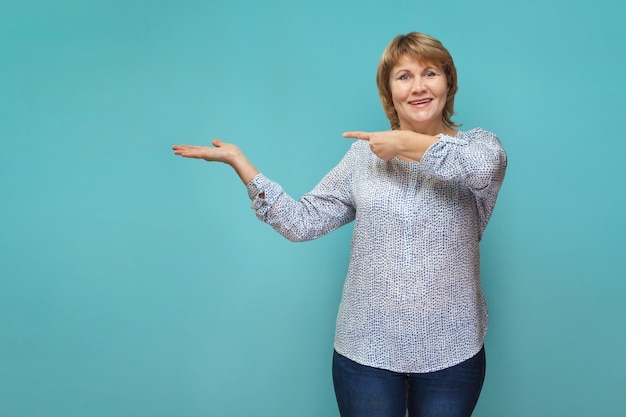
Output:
top-left (397, 73), bottom-right (411, 81)
top-left (425, 70), bottom-right (438, 78)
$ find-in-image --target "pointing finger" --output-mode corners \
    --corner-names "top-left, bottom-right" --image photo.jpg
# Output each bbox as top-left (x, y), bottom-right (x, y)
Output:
top-left (342, 131), bottom-right (371, 141)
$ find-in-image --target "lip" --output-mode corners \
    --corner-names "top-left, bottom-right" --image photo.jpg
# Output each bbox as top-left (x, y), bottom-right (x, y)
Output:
top-left (408, 98), bottom-right (433, 107)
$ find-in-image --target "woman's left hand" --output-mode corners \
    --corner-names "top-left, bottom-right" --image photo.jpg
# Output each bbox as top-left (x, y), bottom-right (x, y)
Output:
top-left (343, 130), bottom-right (406, 161)
top-left (343, 130), bottom-right (440, 162)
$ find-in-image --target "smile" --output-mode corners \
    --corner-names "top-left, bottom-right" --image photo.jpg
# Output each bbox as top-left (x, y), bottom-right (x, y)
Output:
top-left (408, 98), bottom-right (433, 106)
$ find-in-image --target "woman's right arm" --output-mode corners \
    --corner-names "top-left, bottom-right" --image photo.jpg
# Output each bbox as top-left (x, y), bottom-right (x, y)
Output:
top-left (173, 138), bottom-right (357, 242)
top-left (246, 143), bottom-right (358, 242)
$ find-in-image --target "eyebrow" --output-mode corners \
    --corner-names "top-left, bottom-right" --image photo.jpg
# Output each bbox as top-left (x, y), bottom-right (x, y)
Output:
top-left (392, 65), bottom-right (439, 76)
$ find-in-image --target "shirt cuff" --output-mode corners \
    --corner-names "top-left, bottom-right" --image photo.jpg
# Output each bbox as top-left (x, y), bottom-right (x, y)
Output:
top-left (246, 173), bottom-right (267, 199)
top-left (246, 173), bottom-right (283, 211)
top-left (435, 133), bottom-right (469, 145)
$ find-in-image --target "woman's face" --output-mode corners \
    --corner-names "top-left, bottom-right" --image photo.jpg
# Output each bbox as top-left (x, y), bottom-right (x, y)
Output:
top-left (389, 54), bottom-right (449, 135)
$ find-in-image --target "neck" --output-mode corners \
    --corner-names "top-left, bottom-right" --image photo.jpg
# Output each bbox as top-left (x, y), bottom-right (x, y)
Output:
top-left (399, 120), bottom-right (454, 136)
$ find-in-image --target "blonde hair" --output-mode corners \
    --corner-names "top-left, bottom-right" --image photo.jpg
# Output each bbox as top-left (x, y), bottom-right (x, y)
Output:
top-left (376, 32), bottom-right (460, 129)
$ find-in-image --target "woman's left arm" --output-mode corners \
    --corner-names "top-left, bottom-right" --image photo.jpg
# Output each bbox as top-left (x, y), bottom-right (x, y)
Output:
top-left (342, 130), bottom-right (439, 162)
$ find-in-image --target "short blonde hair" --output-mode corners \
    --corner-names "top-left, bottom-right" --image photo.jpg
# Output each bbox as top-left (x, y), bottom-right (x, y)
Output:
top-left (376, 32), bottom-right (460, 129)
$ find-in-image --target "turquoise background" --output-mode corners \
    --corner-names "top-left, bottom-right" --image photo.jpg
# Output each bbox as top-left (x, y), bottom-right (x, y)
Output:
top-left (1, 0), bottom-right (625, 416)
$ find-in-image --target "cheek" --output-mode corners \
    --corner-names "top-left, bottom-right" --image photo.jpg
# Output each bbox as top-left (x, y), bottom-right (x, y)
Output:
top-left (438, 82), bottom-right (449, 97)
top-left (390, 84), bottom-right (407, 103)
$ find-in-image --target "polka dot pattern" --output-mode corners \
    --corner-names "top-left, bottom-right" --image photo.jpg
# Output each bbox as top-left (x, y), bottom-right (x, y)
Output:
top-left (247, 128), bottom-right (507, 372)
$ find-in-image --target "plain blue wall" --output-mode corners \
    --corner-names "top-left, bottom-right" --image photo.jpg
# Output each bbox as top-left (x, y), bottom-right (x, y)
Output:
top-left (1, 0), bottom-right (625, 416)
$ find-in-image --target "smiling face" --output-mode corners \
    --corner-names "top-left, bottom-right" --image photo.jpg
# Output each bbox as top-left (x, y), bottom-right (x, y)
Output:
top-left (376, 32), bottom-right (459, 131)
top-left (390, 54), bottom-right (449, 135)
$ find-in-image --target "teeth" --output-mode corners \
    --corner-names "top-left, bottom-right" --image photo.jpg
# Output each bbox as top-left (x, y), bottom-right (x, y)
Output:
top-left (410, 99), bottom-right (432, 104)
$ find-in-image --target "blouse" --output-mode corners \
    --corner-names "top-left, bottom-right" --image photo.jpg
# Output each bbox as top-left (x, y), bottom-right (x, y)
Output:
top-left (246, 127), bottom-right (507, 373)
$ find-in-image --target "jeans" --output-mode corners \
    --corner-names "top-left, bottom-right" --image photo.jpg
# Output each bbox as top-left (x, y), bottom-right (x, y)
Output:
top-left (332, 346), bottom-right (486, 417)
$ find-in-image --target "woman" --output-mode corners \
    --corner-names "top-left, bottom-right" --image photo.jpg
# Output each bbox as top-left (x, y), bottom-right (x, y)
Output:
top-left (173, 32), bottom-right (507, 417)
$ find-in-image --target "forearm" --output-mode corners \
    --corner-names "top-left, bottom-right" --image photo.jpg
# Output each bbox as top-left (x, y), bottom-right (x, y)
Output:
top-left (344, 130), bottom-right (441, 162)
top-left (417, 128), bottom-right (507, 194)
top-left (230, 152), bottom-right (259, 185)
top-left (248, 175), bottom-right (356, 242)
top-left (248, 144), bottom-right (358, 242)
top-left (394, 131), bottom-right (440, 162)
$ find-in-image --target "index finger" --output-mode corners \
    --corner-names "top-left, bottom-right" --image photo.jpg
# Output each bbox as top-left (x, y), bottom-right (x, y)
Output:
top-left (342, 131), bottom-right (371, 141)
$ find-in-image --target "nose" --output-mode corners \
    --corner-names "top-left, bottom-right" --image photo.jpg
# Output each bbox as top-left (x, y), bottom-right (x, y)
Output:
top-left (411, 77), bottom-right (426, 93)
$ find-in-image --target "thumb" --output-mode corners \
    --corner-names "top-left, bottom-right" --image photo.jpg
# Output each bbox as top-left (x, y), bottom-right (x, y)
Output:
top-left (211, 138), bottom-right (223, 147)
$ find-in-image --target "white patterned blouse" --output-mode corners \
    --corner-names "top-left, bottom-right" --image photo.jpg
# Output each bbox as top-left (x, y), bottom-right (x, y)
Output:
top-left (246, 127), bottom-right (507, 373)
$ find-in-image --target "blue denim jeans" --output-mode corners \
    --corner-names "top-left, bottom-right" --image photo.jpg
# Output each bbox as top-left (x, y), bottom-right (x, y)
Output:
top-left (332, 346), bottom-right (485, 417)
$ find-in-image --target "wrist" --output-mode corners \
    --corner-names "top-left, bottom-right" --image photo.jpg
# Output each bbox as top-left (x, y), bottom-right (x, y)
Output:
top-left (231, 153), bottom-right (259, 185)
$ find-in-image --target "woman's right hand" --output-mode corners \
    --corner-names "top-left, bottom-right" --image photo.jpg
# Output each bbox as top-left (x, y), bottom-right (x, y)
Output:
top-left (172, 139), bottom-right (260, 185)
top-left (172, 139), bottom-right (242, 165)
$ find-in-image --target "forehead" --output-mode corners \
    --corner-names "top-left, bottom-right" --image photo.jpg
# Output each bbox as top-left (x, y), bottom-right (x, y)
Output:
top-left (392, 54), bottom-right (439, 70)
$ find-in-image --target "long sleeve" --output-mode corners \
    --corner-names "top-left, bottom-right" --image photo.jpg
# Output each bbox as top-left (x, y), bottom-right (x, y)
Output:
top-left (419, 128), bottom-right (507, 238)
top-left (245, 145), bottom-right (358, 242)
